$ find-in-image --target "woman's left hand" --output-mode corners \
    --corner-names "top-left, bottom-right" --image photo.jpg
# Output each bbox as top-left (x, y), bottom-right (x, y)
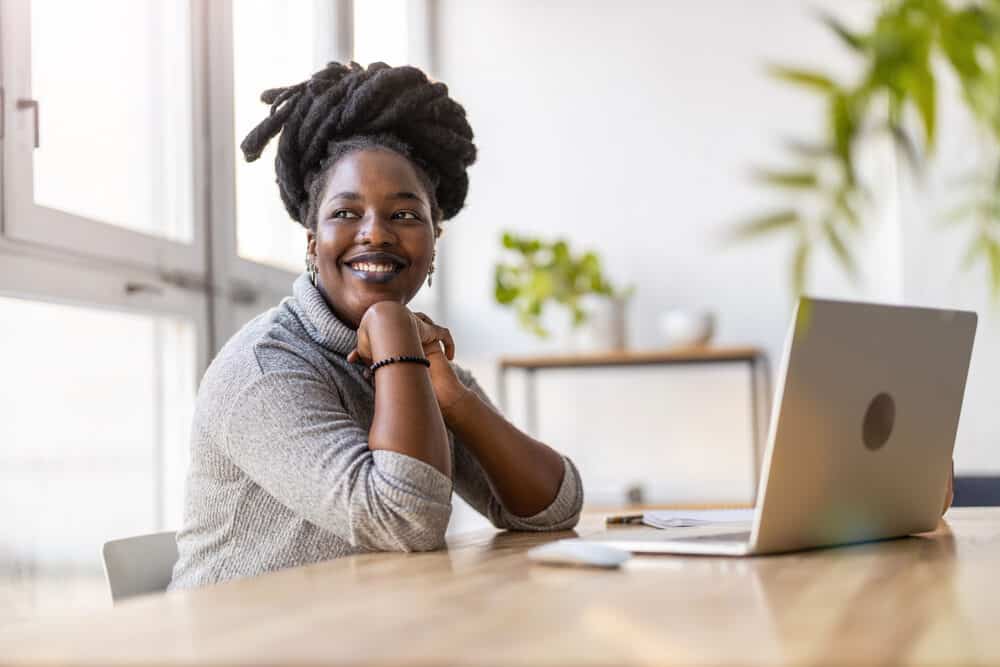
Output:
top-left (411, 312), bottom-right (470, 411)
top-left (943, 459), bottom-right (954, 516)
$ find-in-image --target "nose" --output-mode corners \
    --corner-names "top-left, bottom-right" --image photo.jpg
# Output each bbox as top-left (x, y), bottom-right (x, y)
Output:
top-left (357, 211), bottom-right (398, 247)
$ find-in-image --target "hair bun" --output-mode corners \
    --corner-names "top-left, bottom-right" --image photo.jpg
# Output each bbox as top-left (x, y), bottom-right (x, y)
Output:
top-left (240, 61), bottom-right (477, 226)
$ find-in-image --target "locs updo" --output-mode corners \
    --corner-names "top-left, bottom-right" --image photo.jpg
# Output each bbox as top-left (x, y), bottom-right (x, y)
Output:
top-left (239, 61), bottom-right (477, 236)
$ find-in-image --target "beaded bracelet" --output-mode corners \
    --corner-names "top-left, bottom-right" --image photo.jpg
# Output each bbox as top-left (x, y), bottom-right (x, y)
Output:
top-left (370, 355), bottom-right (431, 374)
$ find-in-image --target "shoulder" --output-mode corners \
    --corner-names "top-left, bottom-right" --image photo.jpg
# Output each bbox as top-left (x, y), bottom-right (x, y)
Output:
top-left (195, 302), bottom-right (337, 416)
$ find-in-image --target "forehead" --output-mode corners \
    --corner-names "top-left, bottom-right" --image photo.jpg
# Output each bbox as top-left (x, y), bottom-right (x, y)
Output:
top-left (321, 149), bottom-right (427, 200)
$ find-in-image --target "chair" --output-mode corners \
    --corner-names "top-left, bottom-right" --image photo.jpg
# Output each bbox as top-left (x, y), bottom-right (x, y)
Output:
top-left (101, 531), bottom-right (178, 603)
top-left (953, 476), bottom-right (1000, 507)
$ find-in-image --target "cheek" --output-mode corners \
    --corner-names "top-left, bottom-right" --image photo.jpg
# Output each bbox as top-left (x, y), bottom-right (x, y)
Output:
top-left (315, 226), bottom-right (351, 261)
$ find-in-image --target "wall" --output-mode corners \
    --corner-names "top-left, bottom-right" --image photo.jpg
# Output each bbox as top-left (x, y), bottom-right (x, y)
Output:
top-left (432, 0), bottom-right (996, 484)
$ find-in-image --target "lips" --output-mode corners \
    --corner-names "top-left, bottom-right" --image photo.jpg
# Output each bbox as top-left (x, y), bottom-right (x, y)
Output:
top-left (342, 251), bottom-right (407, 284)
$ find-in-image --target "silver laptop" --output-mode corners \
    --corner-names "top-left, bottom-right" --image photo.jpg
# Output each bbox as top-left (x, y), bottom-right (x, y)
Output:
top-left (588, 297), bottom-right (977, 556)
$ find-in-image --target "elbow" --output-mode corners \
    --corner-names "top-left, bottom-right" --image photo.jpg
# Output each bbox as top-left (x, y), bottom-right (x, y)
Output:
top-left (344, 450), bottom-right (454, 552)
top-left (349, 500), bottom-right (451, 553)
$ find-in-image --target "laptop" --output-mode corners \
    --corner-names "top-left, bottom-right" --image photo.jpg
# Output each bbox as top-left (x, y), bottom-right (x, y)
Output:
top-left (587, 296), bottom-right (977, 556)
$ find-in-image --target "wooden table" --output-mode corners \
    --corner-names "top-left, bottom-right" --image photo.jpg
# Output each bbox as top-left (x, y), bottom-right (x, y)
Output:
top-left (2, 508), bottom-right (999, 666)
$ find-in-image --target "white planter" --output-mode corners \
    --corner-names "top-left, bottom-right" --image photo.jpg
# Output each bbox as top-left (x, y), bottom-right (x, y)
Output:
top-left (568, 295), bottom-right (629, 352)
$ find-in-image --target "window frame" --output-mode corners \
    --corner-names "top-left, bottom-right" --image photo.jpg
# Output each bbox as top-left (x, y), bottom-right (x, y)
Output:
top-left (0, 0), bottom-right (210, 280)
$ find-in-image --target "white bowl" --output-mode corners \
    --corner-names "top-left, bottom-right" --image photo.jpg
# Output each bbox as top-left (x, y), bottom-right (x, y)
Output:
top-left (658, 309), bottom-right (715, 347)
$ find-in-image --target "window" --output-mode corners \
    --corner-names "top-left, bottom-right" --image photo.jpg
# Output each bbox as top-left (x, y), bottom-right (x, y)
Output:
top-left (3, 0), bottom-right (204, 273)
top-left (0, 0), bottom-right (436, 624)
top-left (354, 0), bottom-right (409, 67)
top-left (232, 0), bottom-right (320, 273)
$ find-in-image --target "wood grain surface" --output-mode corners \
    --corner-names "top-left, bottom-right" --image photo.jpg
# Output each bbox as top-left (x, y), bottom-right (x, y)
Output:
top-left (1, 508), bottom-right (998, 666)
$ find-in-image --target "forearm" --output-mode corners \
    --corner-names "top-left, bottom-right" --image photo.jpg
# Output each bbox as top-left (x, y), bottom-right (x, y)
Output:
top-left (367, 314), bottom-right (451, 478)
top-left (442, 389), bottom-right (565, 517)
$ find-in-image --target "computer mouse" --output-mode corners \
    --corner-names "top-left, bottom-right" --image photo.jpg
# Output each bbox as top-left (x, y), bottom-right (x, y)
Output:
top-left (526, 539), bottom-right (632, 569)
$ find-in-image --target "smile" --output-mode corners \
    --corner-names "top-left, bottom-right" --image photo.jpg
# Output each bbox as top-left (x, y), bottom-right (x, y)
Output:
top-left (346, 261), bottom-right (403, 284)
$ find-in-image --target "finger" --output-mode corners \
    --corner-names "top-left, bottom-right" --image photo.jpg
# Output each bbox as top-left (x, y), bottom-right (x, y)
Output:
top-left (440, 327), bottom-right (456, 360)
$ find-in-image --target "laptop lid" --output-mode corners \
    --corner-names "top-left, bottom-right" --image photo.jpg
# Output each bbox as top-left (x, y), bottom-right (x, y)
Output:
top-left (749, 297), bottom-right (977, 555)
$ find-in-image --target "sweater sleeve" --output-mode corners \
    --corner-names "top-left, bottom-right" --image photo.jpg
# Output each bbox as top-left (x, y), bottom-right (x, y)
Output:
top-left (450, 366), bottom-right (584, 531)
top-left (223, 368), bottom-right (453, 552)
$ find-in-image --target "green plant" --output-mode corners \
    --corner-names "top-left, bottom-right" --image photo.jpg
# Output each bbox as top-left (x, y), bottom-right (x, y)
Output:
top-left (494, 232), bottom-right (629, 337)
top-left (730, 0), bottom-right (1000, 297)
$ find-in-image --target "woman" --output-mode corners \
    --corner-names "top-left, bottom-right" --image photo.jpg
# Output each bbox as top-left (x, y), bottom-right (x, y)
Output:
top-left (169, 62), bottom-right (583, 589)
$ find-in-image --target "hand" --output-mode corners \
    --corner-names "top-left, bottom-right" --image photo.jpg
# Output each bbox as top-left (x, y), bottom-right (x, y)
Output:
top-left (346, 306), bottom-right (468, 409)
top-left (346, 303), bottom-right (456, 365)
top-left (412, 312), bottom-right (470, 411)
top-left (942, 459), bottom-right (954, 516)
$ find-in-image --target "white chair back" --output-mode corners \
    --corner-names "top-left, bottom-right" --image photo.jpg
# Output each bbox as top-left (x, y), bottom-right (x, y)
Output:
top-left (101, 531), bottom-right (178, 603)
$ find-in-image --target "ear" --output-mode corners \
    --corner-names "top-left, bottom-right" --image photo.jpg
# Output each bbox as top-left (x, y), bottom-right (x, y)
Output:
top-left (306, 230), bottom-right (316, 256)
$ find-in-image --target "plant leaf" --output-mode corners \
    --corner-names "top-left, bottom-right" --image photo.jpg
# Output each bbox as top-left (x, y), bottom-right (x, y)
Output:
top-left (989, 240), bottom-right (1000, 297)
top-left (823, 219), bottom-right (858, 280)
top-left (818, 11), bottom-right (866, 52)
top-left (830, 92), bottom-right (856, 185)
top-left (728, 210), bottom-right (800, 242)
top-left (960, 235), bottom-right (989, 272)
top-left (768, 66), bottom-right (838, 92)
top-left (751, 168), bottom-right (818, 189)
top-left (888, 124), bottom-right (922, 176)
top-left (834, 189), bottom-right (861, 228)
top-left (792, 238), bottom-right (811, 296)
top-left (903, 64), bottom-right (936, 150)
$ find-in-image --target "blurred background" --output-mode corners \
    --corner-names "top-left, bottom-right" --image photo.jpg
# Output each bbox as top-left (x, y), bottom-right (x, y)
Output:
top-left (2, 0), bottom-right (997, 625)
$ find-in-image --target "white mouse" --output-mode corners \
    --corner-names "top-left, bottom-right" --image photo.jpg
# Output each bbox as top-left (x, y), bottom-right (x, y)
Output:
top-left (526, 539), bottom-right (632, 568)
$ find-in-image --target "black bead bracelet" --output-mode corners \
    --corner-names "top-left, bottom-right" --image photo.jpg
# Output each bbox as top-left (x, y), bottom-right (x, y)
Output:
top-left (369, 355), bottom-right (431, 374)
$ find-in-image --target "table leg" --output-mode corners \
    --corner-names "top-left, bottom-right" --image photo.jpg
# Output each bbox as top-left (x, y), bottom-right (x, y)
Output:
top-left (749, 357), bottom-right (761, 499)
top-left (497, 364), bottom-right (508, 415)
top-left (525, 368), bottom-right (538, 436)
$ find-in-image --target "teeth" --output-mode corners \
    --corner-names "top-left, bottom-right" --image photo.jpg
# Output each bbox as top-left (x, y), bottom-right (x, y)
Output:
top-left (351, 262), bottom-right (396, 273)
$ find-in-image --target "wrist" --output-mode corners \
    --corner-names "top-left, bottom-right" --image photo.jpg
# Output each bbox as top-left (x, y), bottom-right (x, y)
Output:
top-left (439, 384), bottom-right (475, 420)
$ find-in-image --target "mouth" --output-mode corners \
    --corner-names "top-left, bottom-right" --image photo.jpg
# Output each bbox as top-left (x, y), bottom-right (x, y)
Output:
top-left (342, 251), bottom-right (407, 284)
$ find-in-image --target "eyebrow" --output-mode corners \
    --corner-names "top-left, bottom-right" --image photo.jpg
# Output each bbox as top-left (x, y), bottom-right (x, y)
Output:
top-left (389, 191), bottom-right (428, 206)
top-left (328, 191), bottom-right (361, 201)
top-left (324, 191), bottom-right (428, 206)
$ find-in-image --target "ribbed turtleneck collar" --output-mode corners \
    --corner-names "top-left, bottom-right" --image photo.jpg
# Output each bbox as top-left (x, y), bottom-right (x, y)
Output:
top-left (290, 271), bottom-right (358, 356)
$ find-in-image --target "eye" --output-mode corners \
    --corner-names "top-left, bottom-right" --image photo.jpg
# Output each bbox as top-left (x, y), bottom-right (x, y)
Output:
top-left (392, 210), bottom-right (422, 221)
top-left (331, 209), bottom-right (360, 220)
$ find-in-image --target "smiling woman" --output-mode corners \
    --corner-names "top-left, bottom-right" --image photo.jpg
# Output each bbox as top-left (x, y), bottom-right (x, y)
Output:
top-left (168, 62), bottom-right (584, 590)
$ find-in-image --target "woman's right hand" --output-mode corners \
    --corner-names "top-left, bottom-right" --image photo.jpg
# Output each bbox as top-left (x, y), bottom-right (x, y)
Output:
top-left (346, 301), bottom-right (454, 365)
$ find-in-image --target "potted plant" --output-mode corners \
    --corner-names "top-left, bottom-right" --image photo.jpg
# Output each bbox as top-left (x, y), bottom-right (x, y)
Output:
top-left (494, 231), bottom-right (633, 350)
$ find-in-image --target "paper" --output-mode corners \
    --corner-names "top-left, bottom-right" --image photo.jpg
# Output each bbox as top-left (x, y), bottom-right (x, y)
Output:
top-left (641, 508), bottom-right (754, 529)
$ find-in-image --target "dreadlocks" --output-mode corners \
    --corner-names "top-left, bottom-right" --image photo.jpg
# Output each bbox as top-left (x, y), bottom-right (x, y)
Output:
top-left (240, 61), bottom-right (476, 235)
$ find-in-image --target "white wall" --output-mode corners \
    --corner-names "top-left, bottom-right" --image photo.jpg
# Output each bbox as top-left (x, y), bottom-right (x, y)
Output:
top-left (898, 64), bottom-right (1000, 475)
top-left (432, 0), bottom-right (997, 478)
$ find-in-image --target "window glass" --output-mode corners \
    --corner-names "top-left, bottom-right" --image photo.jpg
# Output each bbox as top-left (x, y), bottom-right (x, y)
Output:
top-left (354, 0), bottom-right (409, 67)
top-left (0, 297), bottom-right (196, 623)
top-left (232, 0), bottom-right (317, 273)
top-left (29, 0), bottom-right (194, 242)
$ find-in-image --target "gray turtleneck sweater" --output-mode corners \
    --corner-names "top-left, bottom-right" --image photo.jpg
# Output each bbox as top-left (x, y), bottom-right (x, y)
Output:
top-left (169, 273), bottom-right (584, 590)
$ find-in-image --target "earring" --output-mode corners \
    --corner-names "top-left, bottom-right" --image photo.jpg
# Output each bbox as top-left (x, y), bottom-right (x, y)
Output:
top-left (306, 253), bottom-right (318, 286)
top-left (427, 251), bottom-right (435, 288)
